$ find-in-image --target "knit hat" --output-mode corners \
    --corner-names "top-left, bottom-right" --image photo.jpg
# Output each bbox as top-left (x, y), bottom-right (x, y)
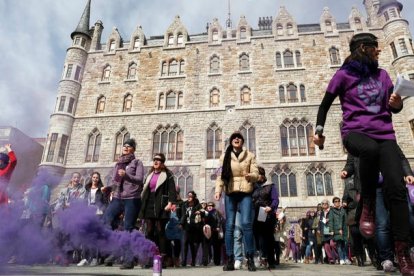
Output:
top-left (349, 32), bottom-right (378, 52)
top-left (123, 138), bottom-right (136, 150)
top-left (229, 131), bottom-right (245, 144)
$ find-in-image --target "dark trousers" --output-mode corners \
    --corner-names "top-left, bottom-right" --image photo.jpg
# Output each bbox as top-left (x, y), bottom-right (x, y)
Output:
top-left (182, 230), bottom-right (201, 266)
top-left (202, 231), bottom-right (222, 265)
top-left (253, 216), bottom-right (276, 265)
top-left (104, 198), bottom-right (141, 231)
top-left (344, 132), bottom-right (410, 241)
top-left (146, 218), bottom-right (168, 255)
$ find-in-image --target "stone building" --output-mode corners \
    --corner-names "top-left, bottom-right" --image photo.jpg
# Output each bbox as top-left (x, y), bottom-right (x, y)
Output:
top-left (40, 0), bottom-right (414, 214)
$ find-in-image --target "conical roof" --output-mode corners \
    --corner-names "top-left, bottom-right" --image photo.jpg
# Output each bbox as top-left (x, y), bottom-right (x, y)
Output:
top-left (71, 0), bottom-right (91, 39)
top-left (378, 0), bottom-right (403, 14)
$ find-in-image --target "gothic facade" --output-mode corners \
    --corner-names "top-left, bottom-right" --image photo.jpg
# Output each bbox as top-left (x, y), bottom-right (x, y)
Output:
top-left (41, 0), bottom-right (414, 213)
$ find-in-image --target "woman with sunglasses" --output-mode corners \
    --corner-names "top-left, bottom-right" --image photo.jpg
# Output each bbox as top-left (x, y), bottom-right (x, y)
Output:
top-left (313, 32), bottom-right (414, 275)
top-left (139, 153), bottom-right (176, 268)
top-left (214, 131), bottom-right (259, 271)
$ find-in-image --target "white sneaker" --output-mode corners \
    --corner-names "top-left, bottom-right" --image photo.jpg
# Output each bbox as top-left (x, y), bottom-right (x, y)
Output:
top-left (234, 259), bottom-right (242, 270)
top-left (77, 259), bottom-right (88, 266)
top-left (339, 260), bottom-right (345, 265)
top-left (381, 260), bottom-right (396, 273)
top-left (344, 259), bottom-right (352, 265)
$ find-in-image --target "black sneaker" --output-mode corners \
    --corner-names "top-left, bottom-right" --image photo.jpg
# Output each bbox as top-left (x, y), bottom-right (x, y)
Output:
top-left (120, 262), bottom-right (134, 270)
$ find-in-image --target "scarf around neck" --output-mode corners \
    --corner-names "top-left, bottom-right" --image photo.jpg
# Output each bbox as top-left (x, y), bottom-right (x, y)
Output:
top-left (114, 153), bottom-right (135, 184)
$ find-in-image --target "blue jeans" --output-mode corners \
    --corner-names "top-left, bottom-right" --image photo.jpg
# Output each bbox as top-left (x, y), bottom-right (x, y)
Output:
top-left (104, 198), bottom-right (141, 231)
top-left (234, 211), bottom-right (244, 261)
top-left (224, 193), bottom-right (255, 256)
top-left (375, 187), bottom-right (394, 262)
top-left (336, 240), bottom-right (347, 261)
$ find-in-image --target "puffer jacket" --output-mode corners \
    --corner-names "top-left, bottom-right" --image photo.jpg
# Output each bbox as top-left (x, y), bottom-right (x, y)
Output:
top-left (215, 148), bottom-right (259, 194)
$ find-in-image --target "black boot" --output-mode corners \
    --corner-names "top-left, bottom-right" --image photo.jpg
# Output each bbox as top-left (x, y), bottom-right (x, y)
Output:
top-left (247, 253), bottom-right (256, 272)
top-left (223, 255), bottom-right (235, 271)
top-left (356, 255), bottom-right (364, 267)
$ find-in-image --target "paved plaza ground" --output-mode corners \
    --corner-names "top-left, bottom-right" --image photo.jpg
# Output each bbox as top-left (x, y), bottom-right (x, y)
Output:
top-left (0, 262), bottom-right (398, 276)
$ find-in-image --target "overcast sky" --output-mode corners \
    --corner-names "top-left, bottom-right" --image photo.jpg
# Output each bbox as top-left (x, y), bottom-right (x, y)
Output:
top-left (0, 0), bottom-right (413, 138)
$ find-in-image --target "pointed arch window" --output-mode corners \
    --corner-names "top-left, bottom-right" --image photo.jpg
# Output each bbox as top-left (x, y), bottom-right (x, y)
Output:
top-left (173, 167), bottom-right (193, 198)
top-left (287, 23), bottom-right (293, 35)
top-left (276, 52), bottom-right (282, 68)
top-left (325, 20), bottom-right (333, 33)
top-left (109, 40), bottom-right (116, 52)
top-left (127, 63), bottom-right (137, 80)
top-left (280, 118), bottom-right (315, 156)
top-left (287, 83), bottom-right (298, 103)
top-left (210, 88), bottom-right (220, 107)
top-left (168, 34), bottom-right (174, 46)
top-left (271, 165), bottom-right (297, 197)
top-left (239, 53), bottom-right (250, 71)
top-left (166, 91), bottom-right (176, 110)
top-left (240, 27), bottom-right (247, 40)
top-left (279, 85), bottom-right (286, 103)
top-left (133, 37), bottom-right (140, 50)
top-left (177, 34), bottom-right (184, 45)
top-left (329, 47), bottom-right (341, 65)
top-left (177, 92), bottom-right (183, 109)
top-left (158, 93), bottom-right (165, 110)
top-left (85, 129), bottom-right (102, 162)
top-left (102, 65), bottom-right (111, 81)
top-left (277, 24), bottom-right (283, 36)
top-left (114, 128), bottom-right (130, 161)
top-left (210, 55), bottom-right (220, 73)
top-left (123, 94), bottom-right (133, 112)
top-left (152, 125), bottom-right (183, 160)
top-left (354, 18), bottom-right (362, 31)
top-left (239, 121), bottom-right (256, 154)
top-left (305, 164), bottom-right (333, 196)
top-left (96, 96), bottom-right (106, 114)
top-left (169, 60), bottom-right (178, 76)
top-left (295, 51), bottom-right (302, 67)
top-left (283, 50), bottom-right (294, 68)
top-left (207, 122), bottom-right (222, 159)
top-left (240, 86), bottom-right (251, 105)
top-left (212, 29), bottom-right (219, 42)
top-left (179, 60), bottom-right (185, 75)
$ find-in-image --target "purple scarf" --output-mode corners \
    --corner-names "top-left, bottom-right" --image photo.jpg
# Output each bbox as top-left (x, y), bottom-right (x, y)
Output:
top-left (114, 153), bottom-right (135, 184)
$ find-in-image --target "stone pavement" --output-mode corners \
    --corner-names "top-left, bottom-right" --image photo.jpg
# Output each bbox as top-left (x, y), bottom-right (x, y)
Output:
top-left (0, 263), bottom-right (400, 276)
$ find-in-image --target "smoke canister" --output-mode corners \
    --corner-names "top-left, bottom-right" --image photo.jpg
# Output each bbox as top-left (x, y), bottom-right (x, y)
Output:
top-left (407, 184), bottom-right (414, 204)
top-left (153, 255), bottom-right (162, 276)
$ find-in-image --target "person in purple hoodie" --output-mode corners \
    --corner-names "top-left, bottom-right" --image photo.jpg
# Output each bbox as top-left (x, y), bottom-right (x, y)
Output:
top-left (103, 138), bottom-right (144, 269)
top-left (313, 32), bottom-right (414, 275)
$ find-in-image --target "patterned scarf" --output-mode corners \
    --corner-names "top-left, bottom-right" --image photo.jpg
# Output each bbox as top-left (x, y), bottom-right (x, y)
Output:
top-left (113, 153), bottom-right (135, 191)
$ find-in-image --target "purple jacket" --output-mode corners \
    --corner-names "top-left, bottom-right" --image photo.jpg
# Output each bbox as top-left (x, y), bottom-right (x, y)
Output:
top-left (110, 159), bottom-right (144, 200)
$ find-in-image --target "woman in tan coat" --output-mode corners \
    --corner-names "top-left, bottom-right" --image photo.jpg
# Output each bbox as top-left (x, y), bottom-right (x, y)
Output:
top-left (214, 131), bottom-right (259, 271)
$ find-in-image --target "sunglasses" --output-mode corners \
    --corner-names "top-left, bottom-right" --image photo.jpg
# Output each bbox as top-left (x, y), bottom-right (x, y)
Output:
top-left (153, 157), bottom-right (163, 162)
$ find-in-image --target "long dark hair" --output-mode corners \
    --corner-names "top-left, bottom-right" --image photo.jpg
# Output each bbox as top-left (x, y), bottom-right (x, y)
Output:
top-left (342, 46), bottom-right (379, 77)
top-left (221, 145), bottom-right (233, 184)
top-left (85, 171), bottom-right (103, 190)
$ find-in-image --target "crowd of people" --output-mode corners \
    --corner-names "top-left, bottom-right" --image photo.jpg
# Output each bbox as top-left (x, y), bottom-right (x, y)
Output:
top-left (1, 32), bottom-right (414, 275)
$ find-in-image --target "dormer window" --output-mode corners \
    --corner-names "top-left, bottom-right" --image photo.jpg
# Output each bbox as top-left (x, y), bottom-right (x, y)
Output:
top-left (277, 24), bottom-right (283, 36)
top-left (133, 37), bottom-right (140, 50)
top-left (240, 27), bottom-right (247, 40)
top-left (168, 34), bottom-right (174, 46)
top-left (212, 30), bottom-right (219, 42)
top-left (177, 34), bottom-right (184, 46)
top-left (109, 40), bottom-right (116, 52)
top-left (325, 20), bottom-right (333, 33)
top-left (287, 23), bottom-right (293, 36)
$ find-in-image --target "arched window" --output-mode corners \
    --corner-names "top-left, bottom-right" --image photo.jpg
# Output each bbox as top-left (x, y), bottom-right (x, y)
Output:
top-left (210, 88), bottom-right (220, 107)
top-left (123, 94), bottom-right (133, 112)
top-left (158, 93), bottom-right (165, 110)
top-left (169, 59), bottom-right (178, 76)
top-left (177, 33), bottom-right (184, 45)
top-left (96, 96), bottom-right (106, 113)
top-left (280, 118), bottom-right (315, 156)
top-left (329, 47), bottom-right (341, 65)
top-left (239, 121), bottom-right (256, 154)
top-left (109, 40), bottom-right (116, 52)
top-left (240, 27), bottom-right (247, 40)
top-left (271, 165), bottom-right (297, 197)
top-left (177, 92), bottom-right (183, 109)
top-left (166, 91), bottom-right (176, 110)
top-left (277, 24), bottom-right (283, 36)
top-left (161, 62), bottom-right (168, 77)
top-left (240, 86), bottom-right (251, 105)
top-left (287, 83), bottom-right (298, 103)
top-left (300, 84), bottom-right (306, 102)
top-left (127, 63), bottom-right (137, 80)
top-left (206, 122), bottom-right (222, 159)
top-left (354, 18), bottom-right (362, 31)
top-left (287, 23), bottom-right (293, 35)
top-left (279, 85), bottom-right (286, 103)
top-left (179, 60), bottom-right (185, 75)
top-left (305, 164), bottom-right (334, 196)
top-left (102, 65), bottom-right (111, 81)
top-left (133, 37), bottom-right (140, 50)
top-left (173, 167), bottom-right (193, 198)
top-left (295, 51), bottom-right (302, 67)
top-left (168, 34), bottom-right (174, 46)
top-left (85, 128), bottom-right (101, 162)
top-left (212, 29), bottom-right (219, 42)
top-left (210, 55), bottom-right (220, 73)
top-left (239, 53), bottom-right (250, 71)
top-left (276, 52), bottom-right (282, 68)
top-left (283, 50), bottom-right (294, 68)
top-left (152, 124), bottom-right (183, 160)
top-left (325, 20), bottom-right (333, 33)
top-left (114, 128), bottom-right (130, 161)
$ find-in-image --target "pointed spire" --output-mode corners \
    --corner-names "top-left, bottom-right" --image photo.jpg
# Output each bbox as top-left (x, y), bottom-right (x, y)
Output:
top-left (71, 0), bottom-right (91, 39)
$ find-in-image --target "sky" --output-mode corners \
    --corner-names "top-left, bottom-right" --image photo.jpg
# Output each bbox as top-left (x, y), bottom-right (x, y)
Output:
top-left (0, 0), bottom-right (413, 138)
